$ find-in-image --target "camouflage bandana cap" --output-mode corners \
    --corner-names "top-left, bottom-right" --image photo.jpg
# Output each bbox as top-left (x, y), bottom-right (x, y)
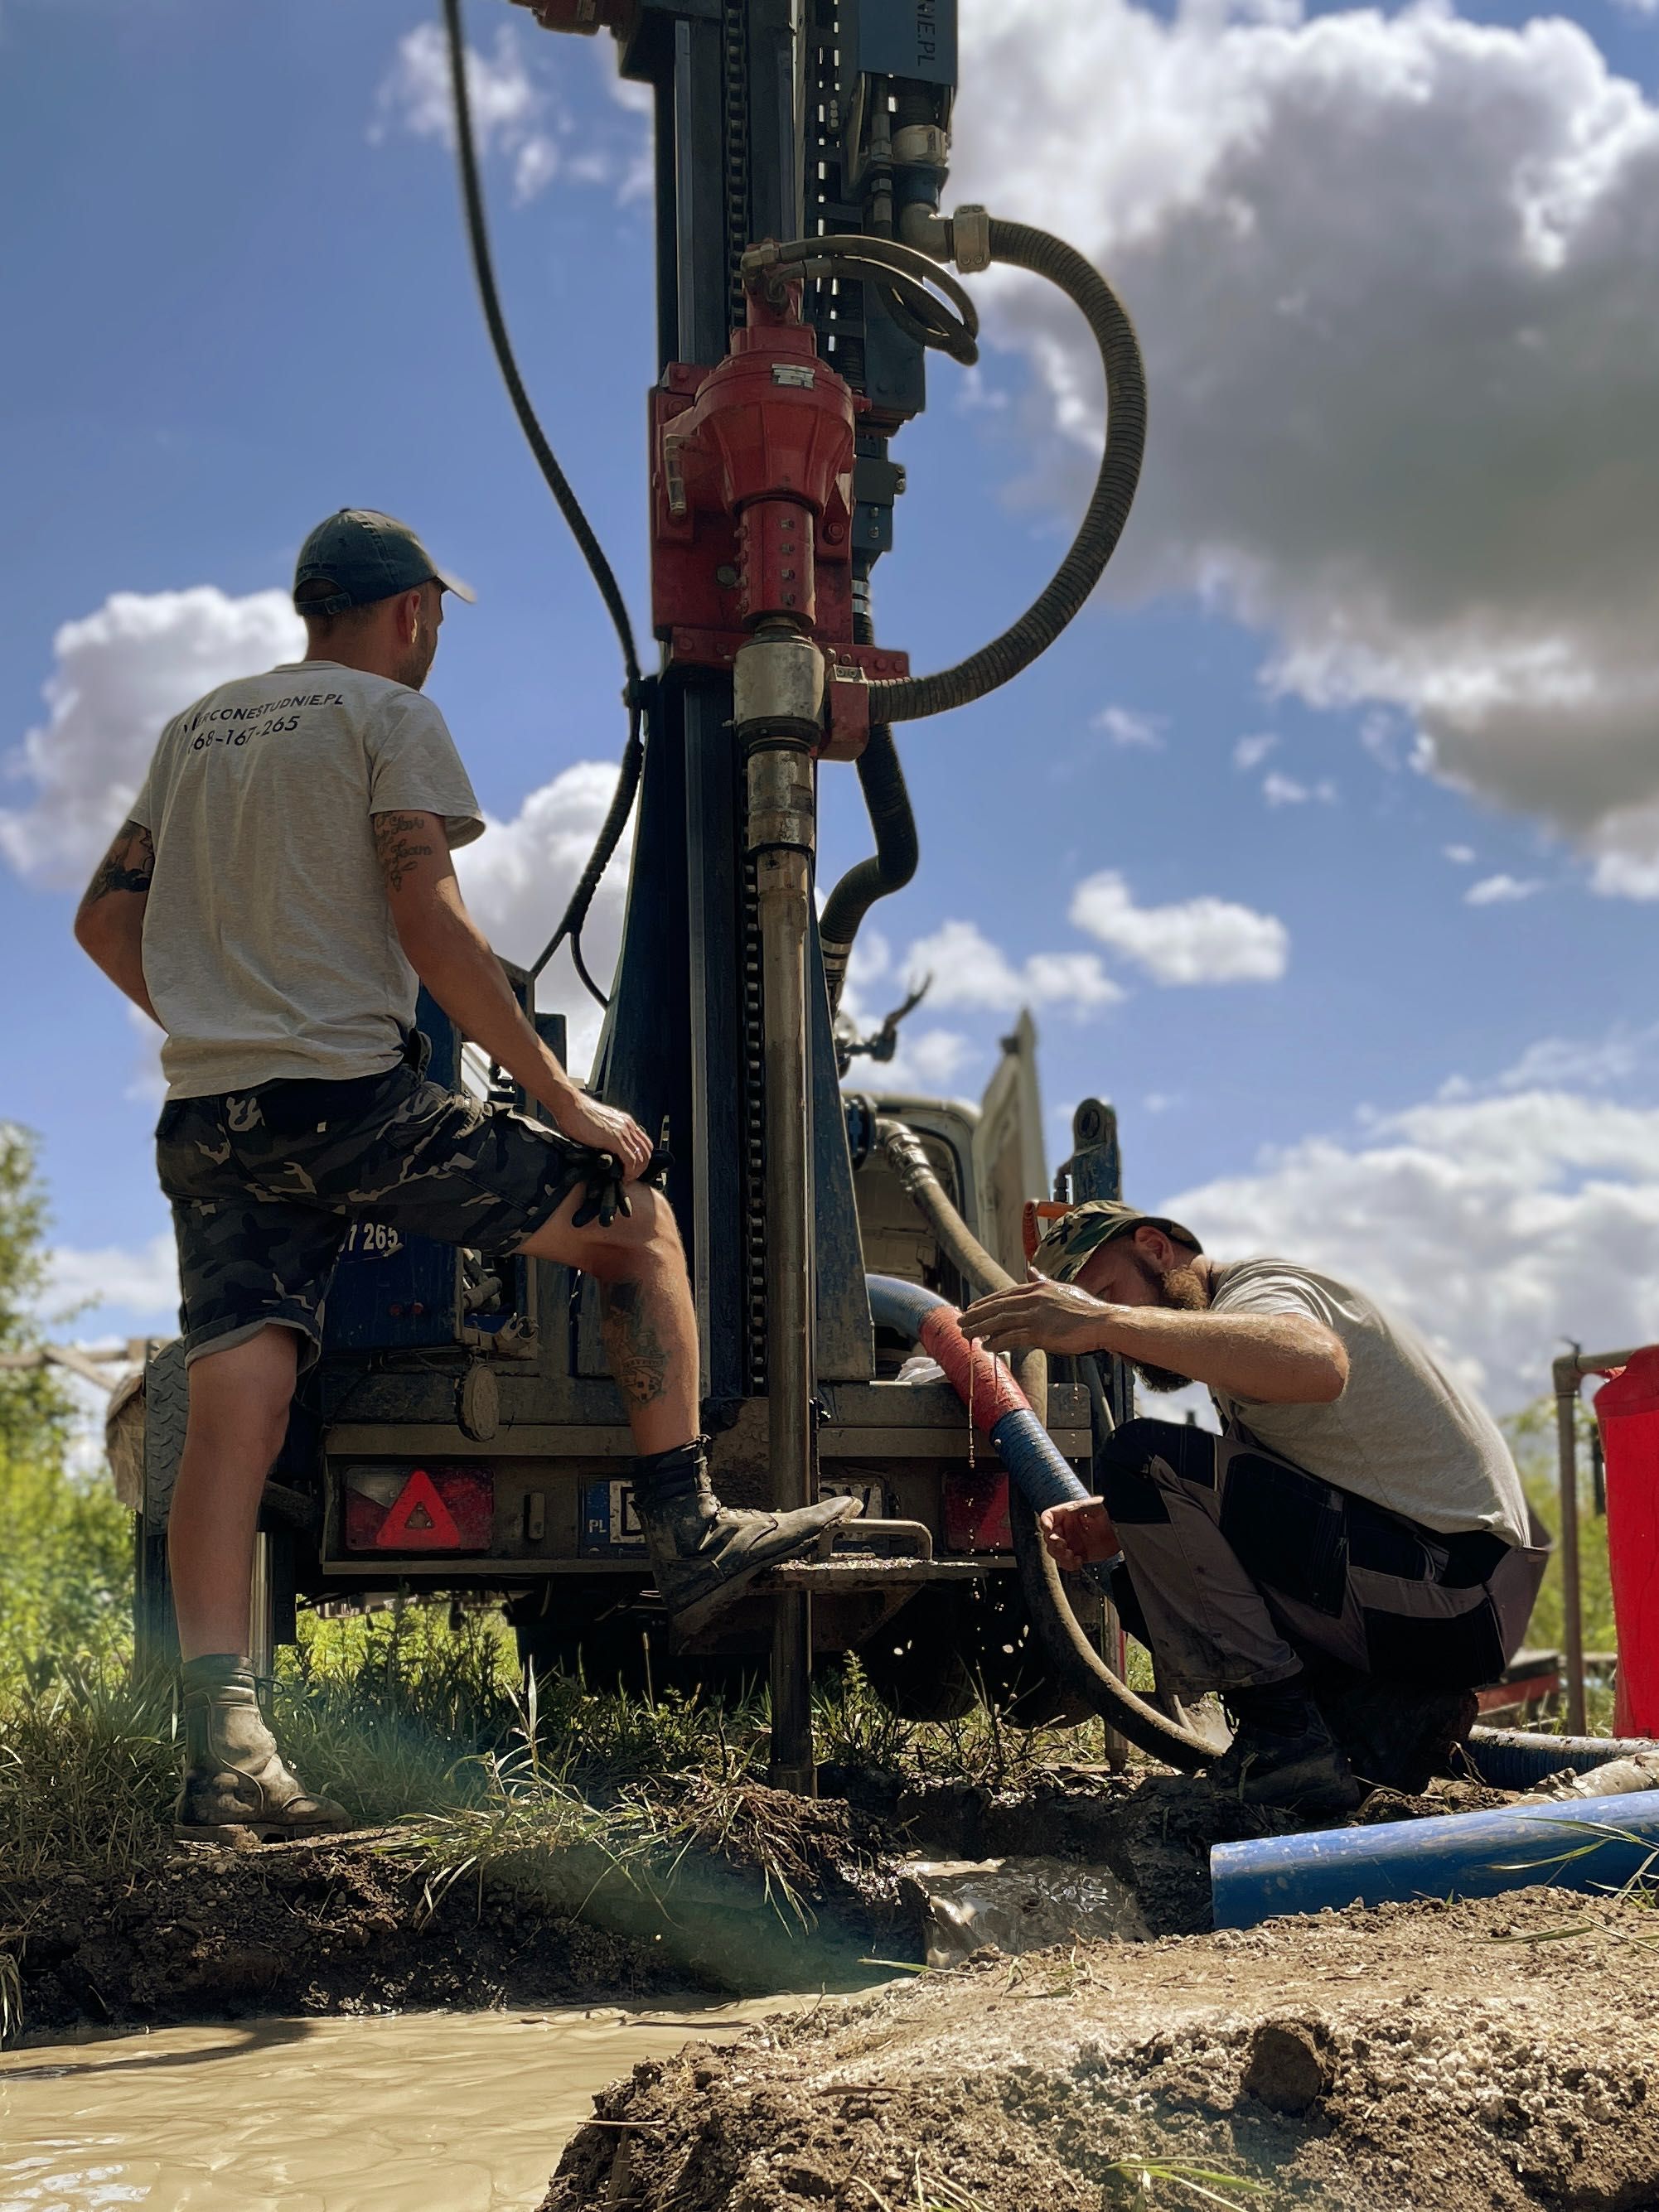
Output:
top-left (1031, 1198), bottom-right (1203, 1284)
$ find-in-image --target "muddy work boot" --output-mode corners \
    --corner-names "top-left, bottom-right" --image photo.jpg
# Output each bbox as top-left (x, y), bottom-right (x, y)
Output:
top-left (632, 1439), bottom-right (862, 1638)
top-left (176, 1654), bottom-right (353, 1843)
top-left (1207, 1680), bottom-right (1362, 1816)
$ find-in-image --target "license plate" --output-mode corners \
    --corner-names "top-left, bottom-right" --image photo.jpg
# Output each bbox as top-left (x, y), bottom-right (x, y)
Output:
top-left (580, 1480), bottom-right (649, 1557)
top-left (343, 1462), bottom-right (494, 1553)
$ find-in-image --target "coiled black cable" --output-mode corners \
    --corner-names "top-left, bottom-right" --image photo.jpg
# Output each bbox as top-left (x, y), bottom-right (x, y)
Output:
top-left (443, 0), bottom-right (642, 1009)
top-left (868, 220), bottom-right (1148, 723)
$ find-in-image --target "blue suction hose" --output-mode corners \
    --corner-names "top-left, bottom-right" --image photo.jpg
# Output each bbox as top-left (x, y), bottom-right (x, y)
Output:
top-left (866, 1273), bottom-right (1095, 1519)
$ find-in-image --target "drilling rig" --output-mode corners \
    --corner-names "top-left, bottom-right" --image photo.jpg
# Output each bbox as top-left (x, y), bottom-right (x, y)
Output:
top-left (133, 0), bottom-right (1226, 1790)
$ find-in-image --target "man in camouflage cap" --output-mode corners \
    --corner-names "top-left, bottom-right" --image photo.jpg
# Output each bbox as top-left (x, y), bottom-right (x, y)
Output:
top-left (960, 1200), bottom-right (1548, 1813)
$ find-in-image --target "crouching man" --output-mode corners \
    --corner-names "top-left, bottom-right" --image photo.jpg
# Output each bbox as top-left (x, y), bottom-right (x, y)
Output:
top-left (74, 508), bottom-right (857, 1843)
top-left (960, 1202), bottom-right (1549, 1813)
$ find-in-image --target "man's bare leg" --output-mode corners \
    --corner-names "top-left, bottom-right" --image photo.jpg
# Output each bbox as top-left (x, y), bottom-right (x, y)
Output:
top-left (515, 1179), bottom-right (697, 1454)
top-left (515, 1181), bottom-right (859, 1634)
top-left (169, 1326), bottom-right (297, 1661)
top-left (168, 1324), bottom-right (350, 1839)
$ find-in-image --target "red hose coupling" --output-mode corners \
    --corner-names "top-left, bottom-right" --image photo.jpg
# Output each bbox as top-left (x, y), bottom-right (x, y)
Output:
top-left (513, 0), bottom-right (636, 34)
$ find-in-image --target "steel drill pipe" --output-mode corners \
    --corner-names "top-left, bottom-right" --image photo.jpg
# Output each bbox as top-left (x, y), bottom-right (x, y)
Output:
top-left (738, 626), bottom-right (825, 1793)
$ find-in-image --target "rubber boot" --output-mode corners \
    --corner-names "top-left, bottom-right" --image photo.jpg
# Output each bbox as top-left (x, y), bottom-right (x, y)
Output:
top-left (632, 1439), bottom-right (862, 1639)
top-left (1207, 1678), bottom-right (1362, 1816)
top-left (175, 1654), bottom-right (353, 1843)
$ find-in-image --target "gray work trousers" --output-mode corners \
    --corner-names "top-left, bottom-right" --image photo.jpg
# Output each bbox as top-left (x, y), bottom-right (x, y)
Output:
top-left (1100, 1418), bottom-right (1551, 1702)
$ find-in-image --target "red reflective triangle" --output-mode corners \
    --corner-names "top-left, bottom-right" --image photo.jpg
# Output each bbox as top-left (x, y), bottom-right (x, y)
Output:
top-left (376, 1468), bottom-right (462, 1550)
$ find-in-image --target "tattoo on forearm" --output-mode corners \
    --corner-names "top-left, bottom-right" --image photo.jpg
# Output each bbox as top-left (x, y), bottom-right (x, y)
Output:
top-left (373, 811), bottom-right (435, 893)
top-left (81, 820), bottom-right (154, 906)
top-left (598, 1280), bottom-right (671, 1411)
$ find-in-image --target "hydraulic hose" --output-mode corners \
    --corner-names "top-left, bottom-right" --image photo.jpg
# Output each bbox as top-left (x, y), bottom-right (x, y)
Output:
top-left (444, 0), bottom-right (642, 1010)
top-left (820, 616), bottom-right (919, 1019)
top-left (868, 220), bottom-right (1147, 724)
top-left (874, 1119), bottom-right (1008, 1299)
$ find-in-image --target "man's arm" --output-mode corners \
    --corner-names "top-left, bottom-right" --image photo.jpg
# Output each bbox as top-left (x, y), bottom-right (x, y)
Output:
top-left (957, 1273), bottom-right (1349, 1405)
top-left (73, 819), bottom-right (158, 1022)
top-left (372, 810), bottom-right (652, 1178)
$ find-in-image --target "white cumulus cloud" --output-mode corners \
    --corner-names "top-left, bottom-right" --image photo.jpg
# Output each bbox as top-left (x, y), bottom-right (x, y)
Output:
top-left (901, 918), bottom-right (1124, 1015)
top-left (42, 1234), bottom-right (179, 1334)
top-left (1091, 703), bottom-right (1164, 749)
top-left (455, 759), bottom-right (638, 1079)
top-left (1262, 771), bottom-right (1337, 807)
top-left (374, 22), bottom-right (651, 206)
top-left (1068, 871), bottom-right (1288, 983)
top-left (1465, 872), bottom-right (1544, 906)
top-left (2, 588), bottom-right (304, 887)
top-left (1164, 1089), bottom-right (1659, 1411)
top-left (956, 0), bottom-right (1659, 886)
top-left (1233, 733), bottom-right (1279, 771)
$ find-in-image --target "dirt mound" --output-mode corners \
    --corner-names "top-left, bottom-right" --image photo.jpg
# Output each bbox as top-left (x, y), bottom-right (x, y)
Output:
top-left (2, 1832), bottom-right (670, 2041)
top-left (544, 1888), bottom-right (1659, 2212)
top-left (830, 1761), bottom-right (1511, 1938)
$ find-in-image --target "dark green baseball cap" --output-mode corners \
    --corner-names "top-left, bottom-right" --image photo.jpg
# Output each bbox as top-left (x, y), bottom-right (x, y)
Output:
top-left (293, 509), bottom-right (476, 617)
top-left (1031, 1199), bottom-right (1202, 1284)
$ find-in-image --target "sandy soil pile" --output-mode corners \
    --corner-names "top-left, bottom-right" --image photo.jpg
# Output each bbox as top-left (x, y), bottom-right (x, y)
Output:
top-left (544, 1887), bottom-right (1659, 2212)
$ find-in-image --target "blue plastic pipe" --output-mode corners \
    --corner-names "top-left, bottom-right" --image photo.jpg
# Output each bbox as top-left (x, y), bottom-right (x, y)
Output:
top-left (1211, 1785), bottom-right (1659, 1929)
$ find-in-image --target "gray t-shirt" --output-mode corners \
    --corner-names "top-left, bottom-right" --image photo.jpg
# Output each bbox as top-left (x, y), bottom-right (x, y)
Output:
top-left (1208, 1257), bottom-right (1531, 1548)
top-left (130, 661), bottom-right (483, 1099)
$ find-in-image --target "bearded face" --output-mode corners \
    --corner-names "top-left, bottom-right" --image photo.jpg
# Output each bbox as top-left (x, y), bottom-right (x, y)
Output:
top-left (1122, 1248), bottom-right (1210, 1393)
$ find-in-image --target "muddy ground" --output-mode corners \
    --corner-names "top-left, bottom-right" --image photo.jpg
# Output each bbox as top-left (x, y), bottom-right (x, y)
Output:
top-left (1, 1765), bottom-right (1510, 2049)
top-left (1, 1836), bottom-right (672, 2039)
top-left (545, 1888), bottom-right (1659, 2212)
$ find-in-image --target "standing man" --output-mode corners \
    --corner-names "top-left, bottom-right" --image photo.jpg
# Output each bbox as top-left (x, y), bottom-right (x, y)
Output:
top-left (74, 509), bottom-right (856, 1842)
top-left (960, 1202), bottom-right (1548, 1813)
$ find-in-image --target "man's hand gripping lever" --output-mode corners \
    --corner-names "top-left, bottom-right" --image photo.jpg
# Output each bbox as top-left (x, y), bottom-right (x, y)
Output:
top-left (570, 1127), bottom-right (674, 1232)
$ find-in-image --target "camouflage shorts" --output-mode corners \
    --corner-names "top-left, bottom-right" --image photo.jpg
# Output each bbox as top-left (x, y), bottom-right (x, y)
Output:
top-left (156, 1050), bottom-right (585, 1369)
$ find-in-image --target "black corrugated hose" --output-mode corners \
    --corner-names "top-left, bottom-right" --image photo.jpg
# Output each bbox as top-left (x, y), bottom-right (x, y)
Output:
top-left (820, 614), bottom-right (920, 1016)
top-left (443, 0), bottom-right (642, 1009)
top-left (868, 220), bottom-right (1148, 725)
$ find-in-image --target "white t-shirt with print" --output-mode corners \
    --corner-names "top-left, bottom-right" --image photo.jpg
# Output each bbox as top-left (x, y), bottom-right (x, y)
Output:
top-left (130, 661), bottom-right (483, 1099)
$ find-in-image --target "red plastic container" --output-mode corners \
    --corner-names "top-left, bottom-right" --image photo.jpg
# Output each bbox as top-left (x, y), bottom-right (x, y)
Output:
top-left (1594, 1345), bottom-right (1659, 1735)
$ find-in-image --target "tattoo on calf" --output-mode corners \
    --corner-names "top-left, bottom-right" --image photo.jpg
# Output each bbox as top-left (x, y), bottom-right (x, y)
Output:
top-left (373, 811), bottom-right (435, 893)
top-left (83, 820), bottom-right (155, 903)
top-left (598, 1280), bottom-right (671, 1411)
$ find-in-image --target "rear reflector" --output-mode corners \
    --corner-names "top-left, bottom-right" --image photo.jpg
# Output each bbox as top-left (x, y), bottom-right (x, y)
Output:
top-left (344, 1463), bottom-right (494, 1553)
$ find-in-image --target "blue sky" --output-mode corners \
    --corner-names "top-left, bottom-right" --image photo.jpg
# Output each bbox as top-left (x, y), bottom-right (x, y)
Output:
top-left (3, 0), bottom-right (1657, 1411)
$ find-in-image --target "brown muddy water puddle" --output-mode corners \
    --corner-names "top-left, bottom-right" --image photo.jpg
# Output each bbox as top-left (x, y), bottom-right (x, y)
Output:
top-left (0, 1997), bottom-right (795, 2211)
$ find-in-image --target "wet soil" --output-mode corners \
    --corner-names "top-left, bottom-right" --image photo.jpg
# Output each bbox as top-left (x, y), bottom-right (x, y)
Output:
top-left (544, 1887), bottom-right (1659, 2212)
top-left (0, 1770), bottom-right (1516, 2049)
top-left (0, 1833), bottom-right (673, 2044)
top-left (825, 1760), bottom-right (1513, 1938)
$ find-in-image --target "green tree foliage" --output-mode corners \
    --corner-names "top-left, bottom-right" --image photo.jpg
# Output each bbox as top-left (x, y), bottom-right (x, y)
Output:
top-left (1503, 1393), bottom-right (1617, 1655)
top-left (0, 1125), bottom-right (133, 1687)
